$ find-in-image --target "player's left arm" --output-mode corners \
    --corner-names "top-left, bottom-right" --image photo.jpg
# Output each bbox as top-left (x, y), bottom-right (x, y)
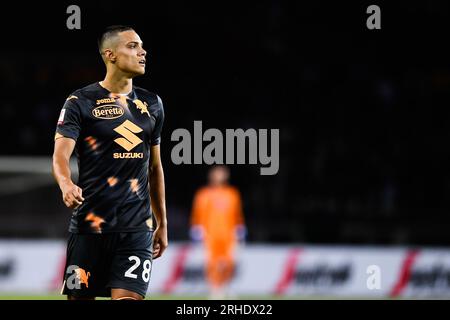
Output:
top-left (149, 144), bottom-right (168, 259)
top-left (234, 189), bottom-right (247, 242)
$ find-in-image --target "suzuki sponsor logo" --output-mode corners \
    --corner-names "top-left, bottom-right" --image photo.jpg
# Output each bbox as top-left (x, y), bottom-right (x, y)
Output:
top-left (113, 119), bottom-right (144, 159)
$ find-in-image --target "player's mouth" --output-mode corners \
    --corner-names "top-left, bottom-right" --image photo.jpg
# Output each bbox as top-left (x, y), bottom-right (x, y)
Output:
top-left (139, 59), bottom-right (146, 66)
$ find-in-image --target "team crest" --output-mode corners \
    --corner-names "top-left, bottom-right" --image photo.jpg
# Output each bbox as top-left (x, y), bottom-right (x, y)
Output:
top-left (133, 99), bottom-right (150, 117)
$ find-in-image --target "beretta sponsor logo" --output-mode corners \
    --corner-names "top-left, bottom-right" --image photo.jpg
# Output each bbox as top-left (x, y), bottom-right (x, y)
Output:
top-left (92, 105), bottom-right (124, 119)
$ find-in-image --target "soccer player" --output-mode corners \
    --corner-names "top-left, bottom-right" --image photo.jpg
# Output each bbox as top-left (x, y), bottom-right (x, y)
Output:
top-left (190, 165), bottom-right (246, 299)
top-left (52, 25), bottom-right (168, 300)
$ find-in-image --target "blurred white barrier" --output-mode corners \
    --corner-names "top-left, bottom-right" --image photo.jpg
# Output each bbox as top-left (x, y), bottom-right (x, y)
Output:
top-left (1, 240), bottom-right (450, 298)
top-left (0, 240), bottom-right (65, 293)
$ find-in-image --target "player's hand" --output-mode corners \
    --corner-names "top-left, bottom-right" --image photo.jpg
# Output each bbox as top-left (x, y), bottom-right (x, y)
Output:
top-left (235, 225), bottom-right (247, 244)
top-left (61, 182), bottom-right (85, 209)
top-left (152, 225), bottom-right (168, 259)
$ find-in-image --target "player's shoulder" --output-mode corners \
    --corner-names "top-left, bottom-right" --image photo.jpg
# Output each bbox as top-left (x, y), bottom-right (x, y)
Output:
top-left (133, 85), bottom-right (163, 108)
top-left (227, 185), bottom-right (241, 197)
top-left (196, 186), bottom-right (210, 197)
top-left (64, 82), bottom-right (103, 104)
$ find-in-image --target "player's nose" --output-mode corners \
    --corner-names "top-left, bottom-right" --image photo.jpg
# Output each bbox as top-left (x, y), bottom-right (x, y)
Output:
top-left (139, 49), bottom-right (147, 57)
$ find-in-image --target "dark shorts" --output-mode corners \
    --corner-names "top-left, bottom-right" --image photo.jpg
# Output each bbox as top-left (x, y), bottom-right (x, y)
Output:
top-left (61, 231), bottom-right (153, 298)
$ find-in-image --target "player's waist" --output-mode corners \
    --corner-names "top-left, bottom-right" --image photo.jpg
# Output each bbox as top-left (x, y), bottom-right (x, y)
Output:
top-left (74, 194), bottom-right (149, 211)
top-left (78, 180), bottom-right (149, 196)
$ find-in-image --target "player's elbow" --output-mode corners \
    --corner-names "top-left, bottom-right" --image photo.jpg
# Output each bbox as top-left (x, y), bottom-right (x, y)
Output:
top-left (51, 152), bottom-right (57, 172)
top-left (51, 151), bottom-right (68, 181)
top-left (149, 161), bottom-right (163, 177)
top-left (51, 154), bottom-right (60, 181)
top-left (52, 150), bottom-right (62, 169)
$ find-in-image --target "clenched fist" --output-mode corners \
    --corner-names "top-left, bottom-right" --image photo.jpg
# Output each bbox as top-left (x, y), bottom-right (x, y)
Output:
top-left (61, 182), bottom-right (85, 209)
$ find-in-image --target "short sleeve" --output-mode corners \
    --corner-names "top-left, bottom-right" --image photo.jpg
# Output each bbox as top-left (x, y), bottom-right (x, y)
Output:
top-left (151, 95), bottom-right (165, 146)
top-left (55, 98), bottom-right (82, 141)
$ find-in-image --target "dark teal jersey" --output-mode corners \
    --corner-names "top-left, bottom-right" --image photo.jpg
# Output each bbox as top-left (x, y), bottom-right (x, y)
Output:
top-left (55, 82), bottom-right (164, 234)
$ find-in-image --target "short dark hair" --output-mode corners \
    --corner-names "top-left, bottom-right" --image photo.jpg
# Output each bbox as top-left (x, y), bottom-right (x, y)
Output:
top-left (98, 25), bottom-right (134, 54)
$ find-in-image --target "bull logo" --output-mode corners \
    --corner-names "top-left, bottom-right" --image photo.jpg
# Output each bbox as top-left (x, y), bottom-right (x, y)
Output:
top-left (66, 265), bottom-right (91, 289)
top-left (75, 268), bottom-right (91, 288)
top-left (133, 99), bottom-right (150, 117)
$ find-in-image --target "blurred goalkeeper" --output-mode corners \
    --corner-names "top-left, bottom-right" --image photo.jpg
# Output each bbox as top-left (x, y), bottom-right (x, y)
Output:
top-left (190, 165), bottom-right (246, 299)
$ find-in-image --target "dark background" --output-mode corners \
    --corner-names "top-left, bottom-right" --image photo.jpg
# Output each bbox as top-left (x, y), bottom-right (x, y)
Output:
top-left (1, 1), bottom-right (450, 245)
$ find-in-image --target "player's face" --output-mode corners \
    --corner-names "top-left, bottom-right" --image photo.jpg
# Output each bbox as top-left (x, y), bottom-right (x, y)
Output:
top-left (209, 167), bottom-right (230, 186)
top-left (113, 31), bottom-right (147, 76)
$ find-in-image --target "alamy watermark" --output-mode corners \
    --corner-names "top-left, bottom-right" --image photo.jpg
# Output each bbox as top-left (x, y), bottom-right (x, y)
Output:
top-left (66, 5), bottom-right (81, 30)
top-left (171, 121), bottom-right (279, 175)
top-left (66, 265), bottom-right (90, 290)
top-left (366, 5), bottom-right (381, 30)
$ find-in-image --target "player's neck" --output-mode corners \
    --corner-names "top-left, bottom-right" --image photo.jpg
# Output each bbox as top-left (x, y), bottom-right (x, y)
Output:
top-left (101, 72), bottom-right (133, 95)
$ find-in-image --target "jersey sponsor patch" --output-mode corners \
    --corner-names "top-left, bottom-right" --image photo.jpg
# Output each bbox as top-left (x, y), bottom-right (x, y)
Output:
top-left (92, 105), bottom-right (124, 119)
top-left (57, 109), bottom-right (66, 125)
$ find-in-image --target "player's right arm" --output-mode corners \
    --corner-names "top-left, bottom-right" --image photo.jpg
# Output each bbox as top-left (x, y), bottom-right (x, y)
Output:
top-left (190, 189), bottom-right (206, 241)
top-left (52, 97), bottom-right (84, 209)
top-left (52, 137), bottom-right (84, 209)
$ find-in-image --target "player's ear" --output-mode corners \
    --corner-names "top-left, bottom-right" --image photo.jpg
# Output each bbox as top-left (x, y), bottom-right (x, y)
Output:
top-left (104, 49), bottom-right (116, 63)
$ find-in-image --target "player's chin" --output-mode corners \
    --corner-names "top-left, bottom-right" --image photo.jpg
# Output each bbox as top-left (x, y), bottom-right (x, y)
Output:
top-left (126, 67), bottom-right (145, 77)
top-left (135, 65), bottom-right (146, 75)
top-left (132, 70), bottom-right (145, 76)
